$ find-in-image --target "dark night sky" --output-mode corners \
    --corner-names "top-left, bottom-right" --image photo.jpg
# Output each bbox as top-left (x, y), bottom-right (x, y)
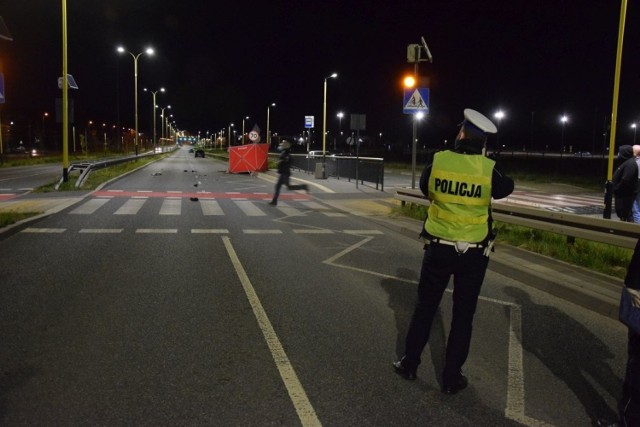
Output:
top-left (2, 0), bottom-right (640, 152)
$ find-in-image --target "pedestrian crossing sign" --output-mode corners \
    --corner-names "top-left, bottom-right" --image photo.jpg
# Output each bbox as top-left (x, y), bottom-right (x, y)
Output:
top-left (403, 87), bottom-right (429, 114)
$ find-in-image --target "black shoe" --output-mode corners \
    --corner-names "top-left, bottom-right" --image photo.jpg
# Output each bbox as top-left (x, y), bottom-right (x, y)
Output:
top-left (393, 359), bottom-right (417, 380)
top-left (268, 200), bottom-right (277, 206)
top-left (442, 374), bottom-right (468, 395)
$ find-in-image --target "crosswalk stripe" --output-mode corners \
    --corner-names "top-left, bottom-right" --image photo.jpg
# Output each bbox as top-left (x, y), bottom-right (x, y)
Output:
top-left (200, 199), bottom-right (224, 216)
top-left (70, 198), bottom-right (110, 215)
top-left (159, 199), bottom-right (181, 215)
top-left (235, 200), bottom-right (266, 216)
top-left (276, 201), bottom-right (306, 216)
top-left (114, 198), bottom-right (146, 215)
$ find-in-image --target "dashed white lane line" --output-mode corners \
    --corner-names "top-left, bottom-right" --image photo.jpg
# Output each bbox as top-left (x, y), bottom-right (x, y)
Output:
top-left (135, 229), bottom-right (178, 234)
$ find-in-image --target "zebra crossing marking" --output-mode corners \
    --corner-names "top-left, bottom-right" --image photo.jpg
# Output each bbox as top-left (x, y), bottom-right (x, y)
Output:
top-left (115, 199), bottom-right (146, 215)
top-left (159, 198), bottom-right (181, 215)
top-left (69, 198), bottom-right (110, 215)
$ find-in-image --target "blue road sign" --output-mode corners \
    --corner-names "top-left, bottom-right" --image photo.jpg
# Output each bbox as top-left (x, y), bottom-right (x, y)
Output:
top-left (305, 115), bottom-right (314, 128)
top-left (403, 87), bottom-right (429, 114)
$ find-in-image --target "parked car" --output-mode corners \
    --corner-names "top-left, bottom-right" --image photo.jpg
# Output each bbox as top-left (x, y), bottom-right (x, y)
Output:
top-left (195, 149), bottom-right (205, 158)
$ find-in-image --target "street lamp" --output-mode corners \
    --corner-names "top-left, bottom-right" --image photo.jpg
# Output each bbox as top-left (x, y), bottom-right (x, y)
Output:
top-left (117, 45), bottom-right (154, 155)
top-left (266, 103), bottom-right (275, 146)
top-left (228, 123), bottom-right (234, 147)
top-left (494, 110), bottom-right (505, 146)
top-left (159, 105), bottom-right (171, 139)
top-left (242, 116), bottom-right (249, 144)
top-left (322, 72), bottom-right (338, 177)
top-left (560, 114), bottom-right (569, 153)
top-left (632, 123), bottom-right (637, 145)
top-left (41, 112), bottom-right (49, 146)
top-left (144, 87), bottom-right (165, 149)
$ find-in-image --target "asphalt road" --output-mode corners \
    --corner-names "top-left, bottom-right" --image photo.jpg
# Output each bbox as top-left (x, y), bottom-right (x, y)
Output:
top-left (0, 147), bottom-right (629, 426)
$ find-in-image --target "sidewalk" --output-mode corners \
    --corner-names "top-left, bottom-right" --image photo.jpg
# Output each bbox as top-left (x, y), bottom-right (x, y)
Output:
top-left (0, 167), bottom-right (624, 320)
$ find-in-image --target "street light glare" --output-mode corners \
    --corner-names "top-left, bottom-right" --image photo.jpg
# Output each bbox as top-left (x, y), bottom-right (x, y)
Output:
top-left (560, 115), bottom-right (569, 123)
top-left (330, 73), bottom-right (338, 78)
top-left (117, 46), bottom-right (125, 53)
top-left (145, 47), bottom-right (154, 55)
top-left (416, 111), bottom-right (425, 120)
top-left (494, 110), bottom-right (505, 120)
top-left (403, 76), bottom-right (416, 88)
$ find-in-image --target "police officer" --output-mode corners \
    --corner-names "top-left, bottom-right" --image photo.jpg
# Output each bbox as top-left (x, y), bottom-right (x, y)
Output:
top-left (393, 108), bottom-right (514, 394)
top-left (269, 140), bottom-right (309, 206)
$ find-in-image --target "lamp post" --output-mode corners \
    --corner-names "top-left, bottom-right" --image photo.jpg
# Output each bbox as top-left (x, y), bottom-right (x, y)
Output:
top-left (144, 87), bottom-right (164, 150)
top-left (632, 123), bottom-right (637, 145)
top-left (322, 73), bottom-right (338, 178)
top-left (228, 123), bottom-right (234, 147)
top-left (266, 103), bottom-right (275, 146)
top-left (41, 112), bottom-right (49, 146)
top-left (560, 114), bottom-right (569, 154)
top-left (159, 105), bottom-right (171, 140)
top-left (494, 110), bottom-right (505, 147)
top-left (117, 45), bottom-right (154, 155)
top-left (242, 116), bottom-right (249, 144)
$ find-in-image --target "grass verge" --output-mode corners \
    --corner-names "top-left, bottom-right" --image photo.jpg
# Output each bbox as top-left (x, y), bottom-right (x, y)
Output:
top-left (0, 211), bottom-right (42, 228)
top-left (393, 203), bottom-right (633, 279)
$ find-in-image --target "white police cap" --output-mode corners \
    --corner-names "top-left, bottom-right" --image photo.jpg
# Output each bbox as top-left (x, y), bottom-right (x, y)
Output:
top-left (463, 109), bottom-right (497, 134)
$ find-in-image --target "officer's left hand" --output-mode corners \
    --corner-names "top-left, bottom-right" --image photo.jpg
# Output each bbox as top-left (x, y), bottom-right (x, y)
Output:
top-left (628, 288), bottom-right (640, 308)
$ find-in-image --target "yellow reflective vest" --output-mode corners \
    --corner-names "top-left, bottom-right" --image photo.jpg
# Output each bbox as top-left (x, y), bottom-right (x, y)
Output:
top-left (425, 151), bottom-right (495, 243)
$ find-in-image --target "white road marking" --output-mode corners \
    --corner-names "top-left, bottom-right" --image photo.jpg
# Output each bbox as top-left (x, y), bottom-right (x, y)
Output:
top-left (301, 201), bottom-right (345, 217)
top-left (293, 229), bottom-right (334, 234)
top-left (22, 228), bottom-right (66, 233)
top-left (114, 199), bottom-right (146, 215)
top-left (136, 229), bottom-right (178, 234)
top-left (243, 229), bottom-right (283, 234)
top-left (69, 198), bottom-right (110, 215)
top-left (79, 229), bottom-right (123, 233)
top-left (235, 200), bottom-right (266, 216)
top-left (200, 199), bottom-right (224, 216)
top-left (191, 229), bottom-right (229, 234)
top-left (159, 198), bottom-right (181, 215)
top-left (222, 237), bottom-right (321, 427)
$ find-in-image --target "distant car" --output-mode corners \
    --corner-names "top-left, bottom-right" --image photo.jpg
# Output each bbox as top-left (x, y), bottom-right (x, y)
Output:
top-left (194, 149), bottom-right (205, 158)
top-left (188, 148), bottom-right (194, 153)
top-left (307, 151), bottom-right (332, 158)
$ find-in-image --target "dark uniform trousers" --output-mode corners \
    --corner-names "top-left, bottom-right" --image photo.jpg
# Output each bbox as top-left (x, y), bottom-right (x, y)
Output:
top-left (620, 329), bottom-right (640, 426)
top-left (273, 173), bottom-right (306, 201)
top-left (403, 241), bottom-right (489, 383)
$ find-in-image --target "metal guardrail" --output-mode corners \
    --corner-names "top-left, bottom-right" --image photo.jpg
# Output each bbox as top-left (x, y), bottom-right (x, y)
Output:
top-left (395, 187), bottom-right (639, 249)
top-left (55, 146), bottom-right (177, 189)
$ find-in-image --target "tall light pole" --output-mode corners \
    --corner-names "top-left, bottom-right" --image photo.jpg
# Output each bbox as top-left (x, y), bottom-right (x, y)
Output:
top-left (144, 87), bottom-right (164, 150)
top-left (117, 45), bottom-right (154, 155)
top-left (322, 72), bottom-right (338, 178)
top-left (494, 110), bottom-right (505, 147)
top-left (159, 105), bottom-right (171, 139)
top-left (266, 103), bottom-right (275, 146)
top-left (228, 123), bottom-right (234, 147)
top-left (632, 123), bottom-right (637, 144)
top-left (560, 114), bottom-right (569, 153)
top-left (41, 112), bottom-right (49, 146)
top-left (242, 116), bottom-right (249, 144)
